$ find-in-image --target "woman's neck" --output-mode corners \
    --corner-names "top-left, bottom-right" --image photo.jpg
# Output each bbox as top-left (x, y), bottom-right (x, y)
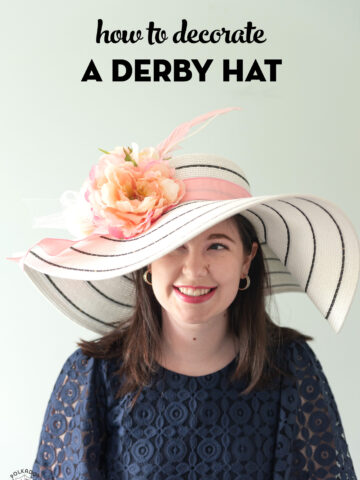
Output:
top-left (157, 309), bottom-right (238, 375)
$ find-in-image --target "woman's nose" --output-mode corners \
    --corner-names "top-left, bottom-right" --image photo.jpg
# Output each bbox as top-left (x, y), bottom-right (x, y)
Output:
top-left (182, 250), bottom-right (209, 277)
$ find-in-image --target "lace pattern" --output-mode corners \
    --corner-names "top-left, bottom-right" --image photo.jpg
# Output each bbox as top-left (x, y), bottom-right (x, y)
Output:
top-left (33, 352), bottom-right (107, 479)
top-left (32, 341), bottom-right (357, 479)
top-left (276, 341), bottom-right (356, 479)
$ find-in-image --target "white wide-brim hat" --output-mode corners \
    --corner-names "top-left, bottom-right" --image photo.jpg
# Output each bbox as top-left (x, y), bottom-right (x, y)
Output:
top-left (9, 110), bottom-right (360, 334)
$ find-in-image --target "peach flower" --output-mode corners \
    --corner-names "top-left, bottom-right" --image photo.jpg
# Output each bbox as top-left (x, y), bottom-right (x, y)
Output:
top-left (85, 145), bottom-right (185, 238)
top-left (32, 109), bottom-right (236, 240)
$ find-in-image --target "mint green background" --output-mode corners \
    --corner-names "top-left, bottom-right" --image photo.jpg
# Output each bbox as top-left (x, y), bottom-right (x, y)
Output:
top-left (1, 0), bottom-right (359, 476)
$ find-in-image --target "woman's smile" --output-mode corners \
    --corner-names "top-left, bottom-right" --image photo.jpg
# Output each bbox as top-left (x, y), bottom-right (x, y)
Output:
top-left (173, 285), bottom-right (218, 303)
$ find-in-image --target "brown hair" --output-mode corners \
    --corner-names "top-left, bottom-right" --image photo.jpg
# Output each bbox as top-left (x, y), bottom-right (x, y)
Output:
top-left (79, 214), bottom-right (312, 409)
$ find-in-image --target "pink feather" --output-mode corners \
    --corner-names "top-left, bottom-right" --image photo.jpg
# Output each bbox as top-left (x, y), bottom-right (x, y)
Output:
top-left (156, 107), bottom-right (241, 159)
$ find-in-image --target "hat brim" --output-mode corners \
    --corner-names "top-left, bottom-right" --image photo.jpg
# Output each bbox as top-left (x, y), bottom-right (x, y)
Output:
top-left (23, 193), bottom-right (360, 334)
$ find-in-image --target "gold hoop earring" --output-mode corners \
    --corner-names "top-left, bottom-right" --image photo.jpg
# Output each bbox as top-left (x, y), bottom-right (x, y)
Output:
top-left (238, 275), bottom-right (250, 291)
top-left (143, 269), bottom-right (152, 286)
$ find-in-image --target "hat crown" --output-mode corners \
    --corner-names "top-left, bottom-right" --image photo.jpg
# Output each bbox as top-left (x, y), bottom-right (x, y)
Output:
top-left (170, 153), bottom-right (251, 194)
top-left (170, 153), bottom-right (251, 203)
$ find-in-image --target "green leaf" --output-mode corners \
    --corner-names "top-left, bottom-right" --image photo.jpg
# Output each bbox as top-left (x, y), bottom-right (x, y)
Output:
top-left (123, 146), bottom-right (137, 166)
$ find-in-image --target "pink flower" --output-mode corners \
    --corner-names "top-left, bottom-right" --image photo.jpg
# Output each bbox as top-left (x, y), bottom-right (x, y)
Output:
top-left (31, 109), bottom-right (238, 240)
top-left (86, 146), bottom-right (185, 238)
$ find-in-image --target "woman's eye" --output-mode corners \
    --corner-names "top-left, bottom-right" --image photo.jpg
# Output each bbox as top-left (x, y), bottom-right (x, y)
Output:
top-left (209, 243), bottom-right (227, 250)
top-left (175, 243), bottom-right (228, 251)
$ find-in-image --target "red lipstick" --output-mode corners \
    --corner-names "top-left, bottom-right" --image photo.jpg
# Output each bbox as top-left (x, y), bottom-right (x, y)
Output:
top-left (173, 286), bottom-right (217, 304)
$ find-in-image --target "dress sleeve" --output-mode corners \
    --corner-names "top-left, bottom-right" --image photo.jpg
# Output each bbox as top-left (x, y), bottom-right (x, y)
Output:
top-left (32, 349), bottom-right (107, 480)
top-left (274, 340), bottom-right (357, 479)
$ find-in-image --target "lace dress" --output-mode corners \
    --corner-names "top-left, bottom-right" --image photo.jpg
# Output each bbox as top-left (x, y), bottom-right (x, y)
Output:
top-left (32, 340), bottom-right (357, 479)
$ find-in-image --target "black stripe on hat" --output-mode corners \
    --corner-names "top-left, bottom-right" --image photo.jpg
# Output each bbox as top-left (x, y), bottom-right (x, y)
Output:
top-left (53, 200), bottom-right (239, 261)
top-left (278, 200), bottom-right (316, 292)
top-left (98, 201), bottom-right (206, 244)
top-left (44, 274), bottom-right (118, 327)
top-left (70, 201), bottom-right (222, 257)
top-left (246, 209), bottom-right (267, 243)
top-left (261, 204), bottom-right (290, 266)
top-left (269, 271), bottom-right (291, 275)
top-left (29, 201), bottom-right (239, 271)
top-left (175, 164), bottom-right (250, 187)
top-left (297, 197), bottom-right (345, 319)
top-left (87, 281), bottom-right (134, 308)
top-left (122, 274), bottom-right (135, 283)
top-left (73, 201), bottom-right (215, 254)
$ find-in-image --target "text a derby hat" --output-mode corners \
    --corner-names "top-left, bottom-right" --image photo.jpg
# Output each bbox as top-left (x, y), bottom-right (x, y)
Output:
top-left (8, 108), bottom-right (360, 334)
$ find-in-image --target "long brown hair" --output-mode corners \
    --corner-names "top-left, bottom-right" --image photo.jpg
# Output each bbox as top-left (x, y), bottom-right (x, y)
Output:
top-left (79, 214), bottom-right (312, 409)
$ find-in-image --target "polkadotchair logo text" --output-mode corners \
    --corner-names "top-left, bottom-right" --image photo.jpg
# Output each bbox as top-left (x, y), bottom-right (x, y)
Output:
top-left (10, 468), bottom-right (39, 480)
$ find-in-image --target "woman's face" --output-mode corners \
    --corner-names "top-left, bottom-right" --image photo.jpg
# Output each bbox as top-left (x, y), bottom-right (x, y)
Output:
top-left (149, 218), bottom-right (258, 327)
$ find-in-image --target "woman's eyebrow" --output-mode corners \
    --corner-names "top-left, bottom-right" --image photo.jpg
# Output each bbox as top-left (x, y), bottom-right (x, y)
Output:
top-left (206, 233), bottom-right (236, 243)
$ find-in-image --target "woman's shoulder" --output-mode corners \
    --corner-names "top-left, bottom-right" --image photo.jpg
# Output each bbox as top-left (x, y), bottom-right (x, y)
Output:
top-left (61, 346), bottom-right (121, 370)
top-left (53, 347), bottom-right (120, 393)
top-left (56, 347), bottom-right (96, 379)
top-left (280, 338), bottom-right (319, 367)
top-left (275, 337), bottom-right (329, 387)
top-left (61, 347), bottom-right (91, 369)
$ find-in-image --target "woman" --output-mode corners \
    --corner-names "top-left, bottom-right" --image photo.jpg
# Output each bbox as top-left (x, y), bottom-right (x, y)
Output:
top-left (11, 108), bottom-right (358, 478)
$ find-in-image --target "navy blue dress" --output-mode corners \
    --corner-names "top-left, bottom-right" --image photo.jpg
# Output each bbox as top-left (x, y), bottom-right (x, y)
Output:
top-left (32, 340), bottom-right (357, 479)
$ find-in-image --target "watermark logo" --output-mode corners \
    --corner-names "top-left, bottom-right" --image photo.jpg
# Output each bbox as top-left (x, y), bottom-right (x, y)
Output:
top-left (9, 469), bottom-right (39, 480)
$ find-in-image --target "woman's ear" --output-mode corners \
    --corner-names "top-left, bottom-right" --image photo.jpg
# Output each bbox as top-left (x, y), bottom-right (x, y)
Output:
top-left (250, 242), bottom-right (258, 260)
top-left (242, 242), bottom-right (258, 276)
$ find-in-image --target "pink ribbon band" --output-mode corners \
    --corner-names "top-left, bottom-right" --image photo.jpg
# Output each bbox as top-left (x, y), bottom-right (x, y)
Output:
top-left (181, 177), bottom-right (251, 202)
top-left (7, 177), bottom-right (251, 263)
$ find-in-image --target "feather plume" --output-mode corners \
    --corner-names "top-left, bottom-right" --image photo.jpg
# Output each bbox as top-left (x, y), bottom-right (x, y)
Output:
top-left (156, 107), bottom-right (241, 159)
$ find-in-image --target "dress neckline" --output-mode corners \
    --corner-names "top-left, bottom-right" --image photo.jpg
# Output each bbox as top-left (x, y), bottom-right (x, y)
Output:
top-left (156, 355), bottom-right (238, 379)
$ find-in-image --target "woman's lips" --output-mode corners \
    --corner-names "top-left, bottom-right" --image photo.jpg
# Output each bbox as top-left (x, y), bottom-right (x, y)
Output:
top-left (174, 285), bottom-right (216, 289)
top-left (173, 286), bottom-right (217, 304)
